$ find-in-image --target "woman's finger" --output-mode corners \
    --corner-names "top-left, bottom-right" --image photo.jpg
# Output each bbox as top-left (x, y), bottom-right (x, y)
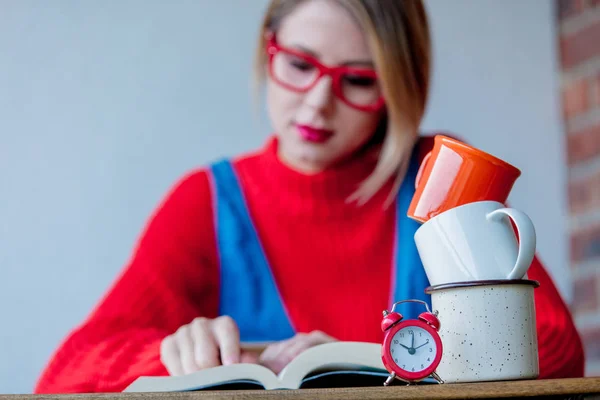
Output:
top-left (259, 339), bottom-right (290, 363)
top-left (211, 315), bottom-right (241, 366)
top-left (307, 330), bottom-right (336, 346)
top-left (259, 337), bottom-right (298, 374)
top-left (175, 326), bottom-right (198, 375)
top-left (160, 335), bottom-right (184, 376)
top-left (279, 337), bottom-right (310, 362)
top-left (190, 318), bottom-right (221, 370)
top-left (275, 331), bottom-right (337, 372)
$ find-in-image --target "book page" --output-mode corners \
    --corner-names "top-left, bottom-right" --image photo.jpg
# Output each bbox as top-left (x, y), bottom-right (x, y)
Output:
top-left (123, 363), bottom-right (279, 392)
top-left (277, 341), bottom-right (385, 389)
top-left (123, 341), bottom-right (386, 392)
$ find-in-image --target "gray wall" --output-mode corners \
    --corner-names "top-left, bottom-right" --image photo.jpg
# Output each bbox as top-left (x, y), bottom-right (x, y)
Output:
top-left (421, 0), bottom-right (570, 301)
top-left (0, 0), bottom-right (567, 393)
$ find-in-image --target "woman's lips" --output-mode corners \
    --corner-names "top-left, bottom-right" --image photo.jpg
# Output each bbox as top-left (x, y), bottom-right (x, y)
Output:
top-left (296, 124), bottom-right (334, 143)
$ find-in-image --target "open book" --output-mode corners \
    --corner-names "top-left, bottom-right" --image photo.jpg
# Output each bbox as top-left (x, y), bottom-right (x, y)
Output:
top-left (124, 341), bottom-right (425, 392)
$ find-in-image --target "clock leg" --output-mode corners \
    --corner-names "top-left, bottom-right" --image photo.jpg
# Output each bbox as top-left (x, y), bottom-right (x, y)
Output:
top-left (383, 372), bottom-right (396, 386)
top-left (431, 371), bottom-right (444, 384)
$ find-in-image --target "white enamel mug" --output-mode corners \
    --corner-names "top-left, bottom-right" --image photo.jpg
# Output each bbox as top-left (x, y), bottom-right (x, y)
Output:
top-left (414, 201), bottom-right (536, 286)
top-left (425, 280), bottom-right (540, 383)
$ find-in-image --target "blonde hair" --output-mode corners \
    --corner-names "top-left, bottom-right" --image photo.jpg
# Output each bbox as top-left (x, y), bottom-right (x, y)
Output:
top-left (253, 0), bottom-right (432, 206)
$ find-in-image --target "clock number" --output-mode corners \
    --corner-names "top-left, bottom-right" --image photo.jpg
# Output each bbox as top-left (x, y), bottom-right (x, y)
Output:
top-left (429, 347), bottom-right (432, 352)
top-left (399, 333), bottom-right (404, 338)
top-left (408, 330), bottom-right (414, 335)
top-left (403, 364), bottom-right (405, 369)
top-left (419, 332), bottom-right (422, 337)
top-left (412, 367), bottom-right (415, 372)
top-left (394, 358), bottom-right (398, 363)
top-left (427, 357), bottom-right (431, 362)
top-left (393, 339), bottom-right (399, 344)
top-left (421, 364), bottom-right (424, 368)
top-left (391, 348), bottom-right (394, 353)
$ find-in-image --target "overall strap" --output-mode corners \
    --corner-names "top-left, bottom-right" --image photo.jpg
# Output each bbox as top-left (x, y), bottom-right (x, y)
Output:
top-left (209, 160), bottom-right (295, 342)
top-left (392, 149), bottom-right (432, 320)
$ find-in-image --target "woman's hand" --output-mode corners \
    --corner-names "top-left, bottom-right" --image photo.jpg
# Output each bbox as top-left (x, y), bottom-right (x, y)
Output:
top-left (258, 330), bottom-right (337, 374)
top-left (160, 316), bottom-right (259, 376)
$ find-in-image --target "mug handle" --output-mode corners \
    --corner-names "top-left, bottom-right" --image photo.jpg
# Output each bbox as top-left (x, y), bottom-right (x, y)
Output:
top-left (415, 151), bottom-right (432, 189)
top-left (486, 207), bottom-right (537, 279)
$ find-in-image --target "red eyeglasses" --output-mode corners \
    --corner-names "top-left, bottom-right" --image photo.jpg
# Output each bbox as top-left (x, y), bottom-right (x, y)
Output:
top-left (265, 33), bottom-right (385, 112)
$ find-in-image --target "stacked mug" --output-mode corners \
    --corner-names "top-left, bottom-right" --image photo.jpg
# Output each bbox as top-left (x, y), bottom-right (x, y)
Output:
top-left (408, 135), bottom-right (539, 383)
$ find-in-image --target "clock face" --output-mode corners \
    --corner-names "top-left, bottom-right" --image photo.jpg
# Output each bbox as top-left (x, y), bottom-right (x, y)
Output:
top-left (389, 325), bottom-right (438, 373)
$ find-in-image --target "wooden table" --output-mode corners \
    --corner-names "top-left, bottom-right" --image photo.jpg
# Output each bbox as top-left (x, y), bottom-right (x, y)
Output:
top-left (6, 377), bottom-right (600, 400)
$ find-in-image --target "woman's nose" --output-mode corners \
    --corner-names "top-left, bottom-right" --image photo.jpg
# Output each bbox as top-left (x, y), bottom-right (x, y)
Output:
top-left (303, 75), bottom-right (335, 113)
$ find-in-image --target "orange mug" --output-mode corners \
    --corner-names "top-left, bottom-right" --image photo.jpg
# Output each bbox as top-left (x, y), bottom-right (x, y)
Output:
top-left (407, 135), bottom-right (521, 223)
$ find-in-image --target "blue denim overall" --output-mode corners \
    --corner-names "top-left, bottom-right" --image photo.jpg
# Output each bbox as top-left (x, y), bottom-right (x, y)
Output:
top-left (209, 149), bottom-right (430, 342)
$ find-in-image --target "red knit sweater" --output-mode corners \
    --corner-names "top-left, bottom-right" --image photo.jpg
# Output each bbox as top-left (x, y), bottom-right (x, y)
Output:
top-left (34, 136), bottom-right (585, 393)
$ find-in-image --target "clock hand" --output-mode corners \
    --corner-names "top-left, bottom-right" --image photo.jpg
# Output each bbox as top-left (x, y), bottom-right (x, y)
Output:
top-left (399, 343), bottom-right (411, 350)
top-left (414, 339), bottom-right (430, 350)
top-left (411, 331), bottom-right (414, 349)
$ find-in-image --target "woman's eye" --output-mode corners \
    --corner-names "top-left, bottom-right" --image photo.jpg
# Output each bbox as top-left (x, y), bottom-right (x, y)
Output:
top-left (289, 58), bottom-right (314, 72)
top-left (344, 75), bottom-right (376, 87)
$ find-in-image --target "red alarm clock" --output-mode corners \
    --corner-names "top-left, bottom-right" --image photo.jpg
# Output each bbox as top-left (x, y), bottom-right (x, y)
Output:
top-left (381, 299), bottom-right (444, 386)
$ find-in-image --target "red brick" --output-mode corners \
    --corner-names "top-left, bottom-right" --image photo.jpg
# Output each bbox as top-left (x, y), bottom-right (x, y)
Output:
top-left (571, 224), bottom-right (600, 263)
top-left (568, 175), bottom-right (600, 212)
top-left (573, 274), bottom-right (598, 312)
top-left (569, 180), bottom-right (587, 213)
top-left (560, 19), bottom-right (600, 68)
top-left (567, 123), bottom-right (600, 164)
top-left (559, 0), bottom-right (586, 20)
top-left (593, 73), bottom-right (600, 106)
top-left (562, 79), bottom-right (590, 119)
top-left (568, 172), bottom-right (600, 212)
top-left (586, 0), bottom-right (600, 9)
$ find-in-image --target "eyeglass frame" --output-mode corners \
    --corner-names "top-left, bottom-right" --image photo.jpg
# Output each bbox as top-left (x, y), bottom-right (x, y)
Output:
top-left (264, 32), bottom-right (385, 113)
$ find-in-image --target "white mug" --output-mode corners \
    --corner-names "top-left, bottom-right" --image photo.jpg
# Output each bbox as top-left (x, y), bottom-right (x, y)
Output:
top-left (414, 201), bottom-right (536, 286)
top-left (425, 280), bottom-right (540, 383)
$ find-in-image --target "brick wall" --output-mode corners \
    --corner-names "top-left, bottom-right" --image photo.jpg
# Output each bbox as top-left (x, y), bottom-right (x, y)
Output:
top-left (558, 0), bottom-right (600, 377)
